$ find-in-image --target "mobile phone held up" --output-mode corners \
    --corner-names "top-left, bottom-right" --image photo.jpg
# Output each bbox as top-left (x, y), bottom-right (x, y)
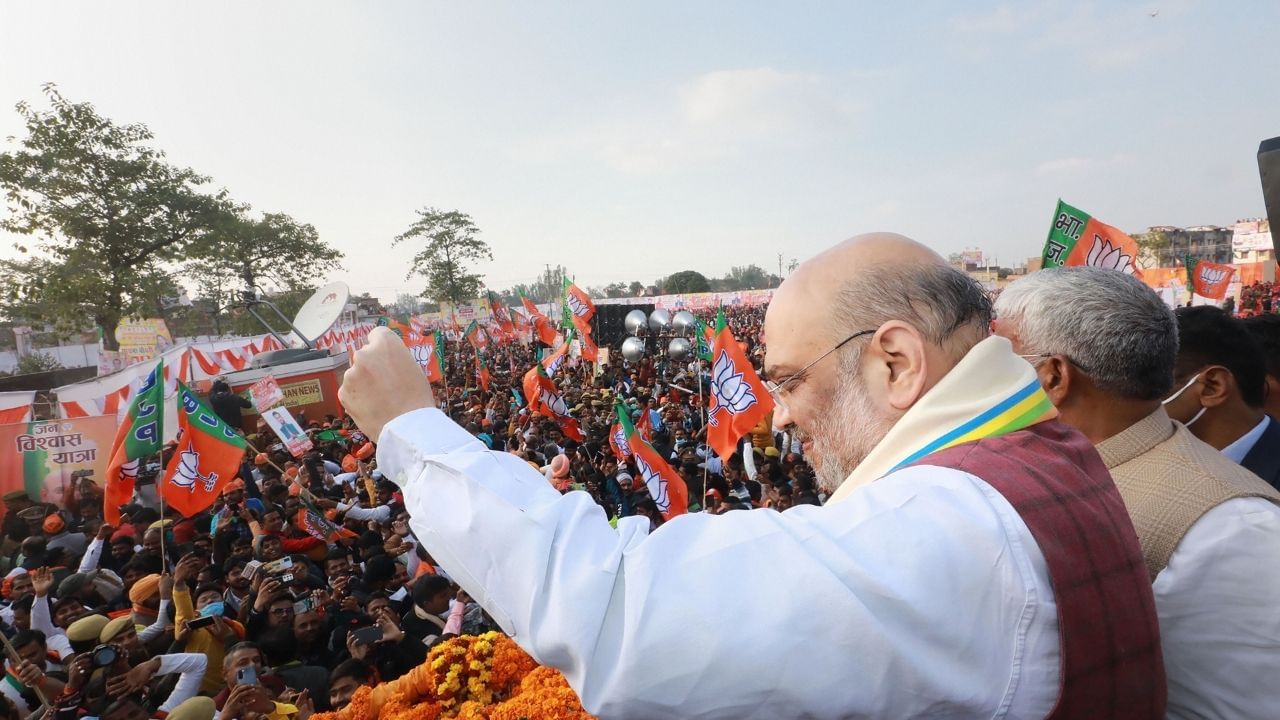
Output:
top-left (186, 615), bottom-right (217, 631)
top-left (236, 666), bottom-right (258, 686)
top-left (352, 626), bottom-right (383, 647)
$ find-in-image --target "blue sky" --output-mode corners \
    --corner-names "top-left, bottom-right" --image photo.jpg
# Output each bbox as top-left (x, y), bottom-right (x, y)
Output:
top-left (1, 1), bottom-right (1276, 300)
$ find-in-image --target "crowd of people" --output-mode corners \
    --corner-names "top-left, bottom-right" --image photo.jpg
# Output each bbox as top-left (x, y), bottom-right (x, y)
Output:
top-left (2, 241), bottom-right (1280, 718)
top-left (1236, 279), bottom-right (1280, 316)
top-left (0, 303), bottom-right (811, 720)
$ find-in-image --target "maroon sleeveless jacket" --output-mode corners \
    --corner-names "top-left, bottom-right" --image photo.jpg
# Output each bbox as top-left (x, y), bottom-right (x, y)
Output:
top-left (910, 420), bottom-right (1166, 719)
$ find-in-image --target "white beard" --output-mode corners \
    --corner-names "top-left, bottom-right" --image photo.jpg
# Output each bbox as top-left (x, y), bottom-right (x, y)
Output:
top-left (798, 372), bottom-right (893, 495)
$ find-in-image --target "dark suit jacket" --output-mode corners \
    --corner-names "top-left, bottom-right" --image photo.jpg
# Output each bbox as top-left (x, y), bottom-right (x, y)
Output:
top-left (1242, 416), bottom-right (1280, 490)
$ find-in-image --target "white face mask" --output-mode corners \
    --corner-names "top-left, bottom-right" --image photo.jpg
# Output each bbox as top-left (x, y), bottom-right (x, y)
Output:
top-left (1162, 373), bottom-right (1206, 427)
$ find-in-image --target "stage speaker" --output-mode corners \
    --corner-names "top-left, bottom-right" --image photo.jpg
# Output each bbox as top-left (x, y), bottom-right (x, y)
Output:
top-left (593, 304), bottom-right (654, 348)
top-left (1259, 136), bottom-right (1280, 255)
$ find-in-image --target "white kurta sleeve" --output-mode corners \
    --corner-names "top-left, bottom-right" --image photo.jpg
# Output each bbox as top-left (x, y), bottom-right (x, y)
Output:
top-left (1153, 497), bottom-right (1280, 719)
top-left (155, 653), bottom-right (208, 712)
top-left (78, 537), bottom-right (104, 573)
top-left (138, 599), bottom-right (170, 642)
top-left (337, 503), bottom-right (392, 524)
top-left (379, 408), bottom-right (1058, 720)
top-left (30, 595), bottom-right (59, 639)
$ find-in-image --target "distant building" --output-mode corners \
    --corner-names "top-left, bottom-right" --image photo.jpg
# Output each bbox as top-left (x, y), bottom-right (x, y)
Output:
top-left (1137, 225), bottom-right (1234, 267)
top-left (1231, 218), bottom-right (1274, 265)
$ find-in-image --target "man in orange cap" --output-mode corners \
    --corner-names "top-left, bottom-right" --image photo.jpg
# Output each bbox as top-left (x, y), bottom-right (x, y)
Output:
top-left (43, 513), bottom-right (87, 558)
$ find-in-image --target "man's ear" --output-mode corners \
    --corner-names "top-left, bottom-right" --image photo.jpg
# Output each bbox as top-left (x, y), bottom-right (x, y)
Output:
top-left (1037, 356), bottom-right (1073, 406)
top-left (1198, 366), bottom-right (1233, 409)
top-left (868, 321), bottom-right (929, 411)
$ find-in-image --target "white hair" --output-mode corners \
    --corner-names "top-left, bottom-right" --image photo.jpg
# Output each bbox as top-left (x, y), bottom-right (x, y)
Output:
top-left (994, 267), bottom-right (1177, 401)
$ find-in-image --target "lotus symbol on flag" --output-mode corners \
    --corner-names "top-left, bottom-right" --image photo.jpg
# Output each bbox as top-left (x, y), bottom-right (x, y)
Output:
top-left (1084, 234), bottom-right (1134, 274)
top-left (171, 449), bottom-right (218, 493)
top-left (634, 454), bottom-right (669, 512)
top-left (612, 426), bottom-right (631, 457)
top-left (120, 458), bottom-right (140, 481)
top-left (711, 349), bottom-right (758, 418)
top-left (540, 387), bottom-right (570, 418)
top-left (410, 344), bottom-right (433, 368)
top-left (546, 354), bottom-right (564, 375)
top-left (1200, 266), bottom-right (1227, 284)
top-left (566, 293), bottom-right (588, 318)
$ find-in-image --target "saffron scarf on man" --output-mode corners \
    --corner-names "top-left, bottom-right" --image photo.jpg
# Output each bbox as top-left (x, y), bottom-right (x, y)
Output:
top-left (828, 336), bottom-right (1057, 504)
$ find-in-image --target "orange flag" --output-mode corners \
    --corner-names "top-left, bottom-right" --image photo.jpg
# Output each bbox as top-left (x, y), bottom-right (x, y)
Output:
top-left (1064, 217), bottom-right (1143, 278)
top-left (616, 404), bottom-right (687, 520)
top-left (562, 279), bottom-right (596, 324)
top-left (571, 314), bottom-right (598, 362)
top-left (541, 333), bottom-right (572, 377)
top-left (1185, 257), bottom-right (1237, 300)
top-left (161, 382), bottom-right (248, 518)
top-left (522, 365), bottom-right (583, 441)
top-left (520, 293), bottom-right (561, 346)
top-left (706, 307), bottom-right (774, 460)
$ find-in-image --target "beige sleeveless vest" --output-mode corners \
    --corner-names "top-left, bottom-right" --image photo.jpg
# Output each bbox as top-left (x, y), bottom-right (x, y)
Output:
top-left (1097, 407), bottom-right (1280, 579)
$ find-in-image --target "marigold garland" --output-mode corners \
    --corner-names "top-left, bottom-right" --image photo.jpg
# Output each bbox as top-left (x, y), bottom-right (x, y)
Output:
top-left (310, 633), bottom-right (596, 720)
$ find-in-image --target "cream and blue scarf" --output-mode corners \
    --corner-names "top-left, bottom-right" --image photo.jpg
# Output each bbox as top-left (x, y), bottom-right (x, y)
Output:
top-left (828, 336), bottom-right (1057, 504)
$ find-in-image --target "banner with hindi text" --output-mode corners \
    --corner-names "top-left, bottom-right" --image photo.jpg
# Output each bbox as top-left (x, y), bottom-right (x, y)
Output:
top-left (0, 415), bottom-right (119, 509)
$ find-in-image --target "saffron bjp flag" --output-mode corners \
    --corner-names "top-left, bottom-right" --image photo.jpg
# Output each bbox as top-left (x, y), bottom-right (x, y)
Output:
top-left (572, 315), bottom-right (598, 362)
top-left (522, 364), bottom-right (584, 441)
top-left (615, 403), bottom-right (687, 520)
top-left (487, 291), bottom-right (515, 334)
top-left (1184, 255), bottom-right (1236, 300)
top-left (160, 382), bottom-right (248, 518)
top-left (408, 331), bottom-right (445, 384)
top-left (608, 421), bottom-right (632, 461)
top-left (541, 332), bottom-right (572, 377)
top-left (707, 308), bottom-right (774, 460)
top-left (296, 497), bottom-right (356, 542)
top-left (520, 292), bottom-right (561, 346)
top-left (463, 321), bottom-right (489, 351)
top-left (104, 361), bottom-right (166, 524)
top-left (635, 404), bottom-right (654, 442)
top-left (1042, 200), bottom-right (1142, 277)
top-left (562, 278), bottom-right (596, 324)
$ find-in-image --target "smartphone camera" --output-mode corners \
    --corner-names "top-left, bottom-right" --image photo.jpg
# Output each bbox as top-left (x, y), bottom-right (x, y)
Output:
top-left (236, 666), bottom-right (258, 686)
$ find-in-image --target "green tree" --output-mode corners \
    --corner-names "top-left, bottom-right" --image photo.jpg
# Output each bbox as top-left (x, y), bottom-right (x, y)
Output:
top-left (189, 206), bottom-right (342, 298)
top-left (601, 282), bottom-right (629, 298)
top-left (0, 85), bottom-right (226, 350)
top-left (723, 264), bottom-right (771, 290)
top-left (1132, 230), bottom-right (1172, 269)
top-left (14, 350), bottom-right (63, 375)
top-left (394, 208), bottom-right (493, 304)
top-left (527, 265), bottom-right (569, 303)
top-left (628, 281), bottom-right (644, 296)
top-left (661, 270), bottom-right (711, 293)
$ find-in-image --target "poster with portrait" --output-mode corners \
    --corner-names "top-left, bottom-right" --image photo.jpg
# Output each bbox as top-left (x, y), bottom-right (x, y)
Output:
top-left (0, 416), bottom-right (119, 513)
top-left (262, 405), bottom-right (314, 458)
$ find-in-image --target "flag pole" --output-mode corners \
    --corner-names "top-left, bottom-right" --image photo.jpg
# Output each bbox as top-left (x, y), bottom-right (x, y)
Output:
top-left (156, 450), bottom-right (168, 567)
top-left (697, 355), bottom-right (709, 505)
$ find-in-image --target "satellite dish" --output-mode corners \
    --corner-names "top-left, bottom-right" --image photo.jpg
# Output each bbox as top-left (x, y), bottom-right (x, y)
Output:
top-left (292, 282), bottom-right (350, 348)
top-left (246, 281), bottom-right (349, 369)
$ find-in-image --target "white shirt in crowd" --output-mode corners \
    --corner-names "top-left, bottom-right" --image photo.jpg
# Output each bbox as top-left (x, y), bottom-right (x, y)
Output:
top-left (380, 408), bottom-right (1063, 720)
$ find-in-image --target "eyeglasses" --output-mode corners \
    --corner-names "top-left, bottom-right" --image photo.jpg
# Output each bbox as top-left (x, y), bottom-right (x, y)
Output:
top-left (764, 329), bottom-right (876, 408)
top-left (1018, 353), bottom-right (1094, 374)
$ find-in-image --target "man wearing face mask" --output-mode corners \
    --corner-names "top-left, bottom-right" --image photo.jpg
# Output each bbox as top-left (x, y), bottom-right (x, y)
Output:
top-left (993, 268), bottom-right (1280, 719)
top-left (1166, 306), bottom-right (1280, 489)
